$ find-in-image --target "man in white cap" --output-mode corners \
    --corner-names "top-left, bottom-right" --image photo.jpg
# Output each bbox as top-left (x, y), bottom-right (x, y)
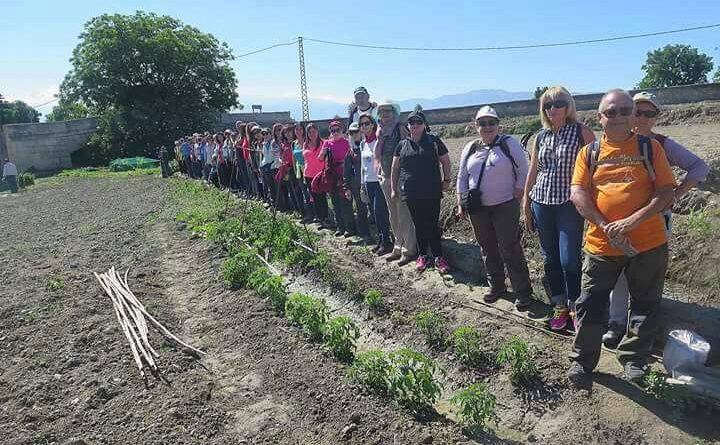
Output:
top-left (349, 86), bottom-right (378, 125)
top-left (2, 158), bottom-right (18, 193)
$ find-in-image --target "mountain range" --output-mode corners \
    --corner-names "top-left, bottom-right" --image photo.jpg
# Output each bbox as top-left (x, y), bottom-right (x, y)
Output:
top-left (237, 89), bottom-right (533, 120)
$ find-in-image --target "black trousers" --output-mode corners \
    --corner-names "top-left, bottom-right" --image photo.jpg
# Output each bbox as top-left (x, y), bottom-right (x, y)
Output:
top-left (404, 197), bottom-right (442, 258)
top-left (305, 177), bottom-right (328, 219)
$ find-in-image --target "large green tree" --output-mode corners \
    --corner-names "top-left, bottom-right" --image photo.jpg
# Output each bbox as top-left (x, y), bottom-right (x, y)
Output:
top-left (637, 44), bottom-right (713, 89)
top-left (0, 94), bottom-right (41, 125)
top-left (58, 11), bottom-right (238, 163)
top-left (46, 100), bottom-right (90, 122)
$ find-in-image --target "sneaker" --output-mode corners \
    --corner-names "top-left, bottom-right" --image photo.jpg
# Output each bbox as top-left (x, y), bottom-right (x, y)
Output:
top-left (376, 245), bottom-right (394, 257)
top-left (435, 256), bottom-right (450, 274)
top-left (416, 255), bottom-right (429, 272)
top-left (483, 287), bottom-right (507, 303)
top-left (549, 305), bottom-right (571, 331)
top-left (567, 362), bottom-right (591, 388)
top-left (514, 295), bottom-right (533, 310)
top-left (622, 361), bottom-right (647, 384)
top-left (602, 323), bottom-right (624, 349)
top-left (343, 231), bottom-right (355, 238)
top-left (334, 230), bottom-right (344, 237)
top-left (385, 252), bottom-right (402, 262)
top-left (397, 255), bottom-right (416, 267)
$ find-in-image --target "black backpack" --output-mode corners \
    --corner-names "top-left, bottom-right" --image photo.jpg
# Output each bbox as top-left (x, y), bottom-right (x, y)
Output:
top-left (468, 135), bottom-right (519, 181)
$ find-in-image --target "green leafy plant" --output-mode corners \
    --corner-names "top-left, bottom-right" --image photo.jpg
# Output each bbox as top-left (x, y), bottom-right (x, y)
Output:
top-left (247, 267), bottom-right (273, 289)
top-left (450, 326), bottom-right (485, 367)
top-left (450, 383), bottom-right (497, 429)
top-left (390, 311), bottom-right (408, 326)
top-left (643, 370), bottom-right (670, 399)
top-left (323, 316), bottom-right (360, 361)
top-left (413, 310), bottom-right (446, 348)
top-left (257, 275), bottom-right (287, 314)
top-left (386, 349), bottom-right (443, 412)
top-left (17, 172), bottom-right (36, 188)
top-left (364, 289), bottom-right (383, 311)
top-left (496, 337), bottom-right (539, 386)
top-left (349, 349), bottom-right (391, 394)
top-left (285, 293), bottom-right (329, 341)
top-left (222, 248), bottom-right (261, 288)
top-left (45, 277), bottom-right (66, 291)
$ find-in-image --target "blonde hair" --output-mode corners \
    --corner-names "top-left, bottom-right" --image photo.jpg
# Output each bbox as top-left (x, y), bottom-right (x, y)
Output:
top-left (539, 86), bottom-right (577, 129)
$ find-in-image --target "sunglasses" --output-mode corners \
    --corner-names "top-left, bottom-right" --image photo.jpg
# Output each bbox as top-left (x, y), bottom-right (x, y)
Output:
top-left (601, 107), bottom-right (634, 118)
top-left (542, 100), bottom-right (569, 111)
top-left (408, 119), bottom-right (424, 126)
top-left (330, 128), bottom-right (341, 133)
top-left (359, 121), bottom-right (373, 127)
top-left (261, 132), bottom-right (269, 136)
top-left (635, 110), bottom-right (659, 118)
top-left (476, 119), bottom-right (498, 127)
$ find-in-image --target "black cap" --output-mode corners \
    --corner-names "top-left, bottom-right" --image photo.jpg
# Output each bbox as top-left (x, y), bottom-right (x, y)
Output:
top-left (407, 110), bottom-right (427, 122)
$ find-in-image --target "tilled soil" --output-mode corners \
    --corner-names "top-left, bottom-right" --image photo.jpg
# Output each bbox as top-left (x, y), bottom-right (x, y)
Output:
top-left (2, 175), bottom-right (719, 444)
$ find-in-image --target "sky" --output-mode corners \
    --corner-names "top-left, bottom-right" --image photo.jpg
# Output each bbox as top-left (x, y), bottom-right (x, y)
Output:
top-left (2, 0), bottom-right (719, 119)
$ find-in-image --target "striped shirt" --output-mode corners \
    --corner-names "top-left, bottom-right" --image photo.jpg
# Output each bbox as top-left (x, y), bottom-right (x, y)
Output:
top-left (530, 123), bottom-right (583, 205)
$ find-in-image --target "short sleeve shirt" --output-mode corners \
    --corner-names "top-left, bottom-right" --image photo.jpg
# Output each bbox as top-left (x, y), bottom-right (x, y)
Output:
top-left (572, 134), bottom-right (676, 256)
top-left (394, 133), bottom-right (448, 201)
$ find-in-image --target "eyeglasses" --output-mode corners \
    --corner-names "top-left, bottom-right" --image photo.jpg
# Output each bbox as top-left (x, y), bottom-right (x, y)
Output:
top-left (601, 107), bottom-right (633, 118)
top-left (476, 119), bottom-right (498, 127)
top-left (359, 121), bottom-right (372, 127)
top-left (330, 128), bottom-right (341, 134)
top-left (261, 132), bottom-right (269, 136)
top-left (542, 99), bottom-right (569, 111)
top-left (408, 119), bottom-right (424, 126)
top-left (635, 110), bottom-right (659, 118)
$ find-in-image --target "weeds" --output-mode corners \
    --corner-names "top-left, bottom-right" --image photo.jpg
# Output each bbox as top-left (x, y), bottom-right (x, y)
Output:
top-left (285, 293), bottom-right (329, 341)
top-left (390, 311), bottom-right (408, 326)
top-left (18, 172), bottom-right (36, 188)
top-left (323, 316), bottom-right (360, 362)
top-left (450, 383), bottom-right (497, 430)
top-left (364, 289), bottom-right (383, 311)
top-left (413, 310), bottom-right (447, 349)
top-left (450, 326), bottom-right (485, 367)
top-left (642, 370), bottom-right (715, 413)
top-left (57, 167), bottom-right (160, 178)
top-left (386, 349), bottom-right (443, 412)
top-left (256, 275), bottom-right (287, 314)
top-left (684, 206), bottom-right (720, 238)
top-left (496, 337), bottom-right (539, 386)
top-left (45, 277), bottom-right (66, 291)
top-left (222, 248), bottom-right (261, 288)
top-left (349, 349), bottom-right (391, 394)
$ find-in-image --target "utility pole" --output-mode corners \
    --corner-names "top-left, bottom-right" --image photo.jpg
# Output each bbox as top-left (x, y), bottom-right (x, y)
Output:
top-left (297, 36), bottom-right (310, 122)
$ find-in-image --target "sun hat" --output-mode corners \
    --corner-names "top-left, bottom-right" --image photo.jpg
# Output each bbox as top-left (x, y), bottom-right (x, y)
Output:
top-left (348, 122), bottom-right (360, 132)
top-left (377, 100), bottom-right (401, 116)
top-left (632, 91), bottom-right (660, 110)
top-left (475, 105), bottom-right (500, 121)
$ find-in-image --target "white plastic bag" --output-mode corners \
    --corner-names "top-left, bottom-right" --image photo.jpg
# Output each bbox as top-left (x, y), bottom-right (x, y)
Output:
top-left (663, 329), bottom-right (710, 376)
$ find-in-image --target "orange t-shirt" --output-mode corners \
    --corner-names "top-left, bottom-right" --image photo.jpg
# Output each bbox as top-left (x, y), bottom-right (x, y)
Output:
top-left (571, 134), bottom-right (675, 256)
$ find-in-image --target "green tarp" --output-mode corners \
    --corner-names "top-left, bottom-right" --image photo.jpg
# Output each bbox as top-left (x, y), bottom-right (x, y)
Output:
top-left (108, 157), bottom-right (160, 172)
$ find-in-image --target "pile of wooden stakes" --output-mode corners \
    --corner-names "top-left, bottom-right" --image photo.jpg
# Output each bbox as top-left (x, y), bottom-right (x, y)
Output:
top-left (94, 267), bottom-right (206, 377)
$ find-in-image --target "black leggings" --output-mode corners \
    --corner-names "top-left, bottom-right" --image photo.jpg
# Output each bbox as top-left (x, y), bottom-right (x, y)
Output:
top-left (305, 177), bottom-right (328, 219)
top-left (405, 197), bottom-right (442, 258)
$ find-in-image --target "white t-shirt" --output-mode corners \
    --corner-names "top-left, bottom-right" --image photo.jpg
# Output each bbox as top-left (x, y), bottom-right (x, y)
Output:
top-left (360, 138), bottom-right (379, 184)
top-left (350, 104), bottom-right (378, 124)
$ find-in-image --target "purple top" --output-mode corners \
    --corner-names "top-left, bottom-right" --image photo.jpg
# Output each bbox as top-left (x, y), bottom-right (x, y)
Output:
top-left (661, 136), bottom-right (709, 183)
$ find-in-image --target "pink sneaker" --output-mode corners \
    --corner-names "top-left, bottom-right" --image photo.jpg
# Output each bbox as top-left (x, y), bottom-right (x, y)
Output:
top-left (549, 305), bottom-right (570, 331)
top-left (416, 255), bottom-right (429, 272)
top-left (435, 256), bottom-right (450, 274)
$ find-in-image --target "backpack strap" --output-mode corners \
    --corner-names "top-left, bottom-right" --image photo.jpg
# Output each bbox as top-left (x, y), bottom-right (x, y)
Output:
top-left (652, 132), bottom-right (667, 148)
top-left (497, 135), bottom-right (519, 182)
top-left (575, 122), bottom-right (585, 148)
top-left (586, 140), bottom-right (601, 188)
top-left (532, 129), bottom-right (547, 154)
top-left (637, 134), bottom-right (656, 182)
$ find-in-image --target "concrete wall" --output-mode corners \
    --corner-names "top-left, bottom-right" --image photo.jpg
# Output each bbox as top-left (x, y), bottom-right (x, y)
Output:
top-left (2, 118), bottom-right (99, 172)
top-left (220, 111), bottom-right (293, 129)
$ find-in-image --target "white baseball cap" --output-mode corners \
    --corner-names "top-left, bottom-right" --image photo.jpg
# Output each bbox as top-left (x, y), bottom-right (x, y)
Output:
top-left (475, 105), bottom-right (499, 120)
top-left (633, 92), bottom-right (660, 110)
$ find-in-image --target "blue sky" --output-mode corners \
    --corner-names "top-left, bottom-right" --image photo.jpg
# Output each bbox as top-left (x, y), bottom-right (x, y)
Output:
top-left (2, 0), bottom-right (719, 119)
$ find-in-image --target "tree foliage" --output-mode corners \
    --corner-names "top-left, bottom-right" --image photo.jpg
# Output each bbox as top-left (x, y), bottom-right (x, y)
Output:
top-left (534, 86), bottom-right (549, 99)
top-left (58, 11), bottom-right (238, 164)
top-left (0, 95), bottom-right (41, 125)
top-left (46, 100), bottom-right (90, 122)
top-left (637, 44), bottom-right (714, 89)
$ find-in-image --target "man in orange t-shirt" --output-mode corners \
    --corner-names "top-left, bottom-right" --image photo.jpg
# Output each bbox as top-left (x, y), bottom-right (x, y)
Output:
top-left (567, 89), bottom-right (675, 386)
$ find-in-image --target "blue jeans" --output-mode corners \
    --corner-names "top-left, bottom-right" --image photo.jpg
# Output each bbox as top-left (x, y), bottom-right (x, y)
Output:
top-left (531, 200), bottom-right (584, 306)
top-left (5, 175), bottom-right (17, 193)
top-left (366, 181), bottom-right (390, 246)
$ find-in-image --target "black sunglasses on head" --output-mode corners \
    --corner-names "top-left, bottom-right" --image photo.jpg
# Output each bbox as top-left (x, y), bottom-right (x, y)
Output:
top-left (601, 107), bottom-right (633, 118)
top-left (635, 110), bottom-right (659, 118)
top-left (542, 99), bottom-right (569, 111)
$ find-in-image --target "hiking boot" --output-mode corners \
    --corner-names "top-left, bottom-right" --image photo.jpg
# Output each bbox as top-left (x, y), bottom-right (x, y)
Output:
top-left (515, 295), bottom-right (533, 310)
top-left (435, 256), bottom-right (450, 274)
top-left (483, 287), bottom-right (507, 303)
top-left (334, 230), bottom-right (344, 237)
top-left (549, 305), bottom-right (571, 331)
top-left (567, 362), bottom-right (592, 388)
top-left (602, 323), bottom-right (625, 349)
top-left (376, 245), bottom-right (393, 257)
top-left (385, 252), bottom-right (402, 262)
top-left (416, 255), bottom-right (429, 272)
top-left (397, 255), bottom-right (416, 267)
top-left (343, 231), bottom-right (355, 238)
top-left (622, 361), bottom-right (647, 384)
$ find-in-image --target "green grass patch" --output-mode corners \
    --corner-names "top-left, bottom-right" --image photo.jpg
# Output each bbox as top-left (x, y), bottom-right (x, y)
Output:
top-left (57, 167), bottom-right (160, 178)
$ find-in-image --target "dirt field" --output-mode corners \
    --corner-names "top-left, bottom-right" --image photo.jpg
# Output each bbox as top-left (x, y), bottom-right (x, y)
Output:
top-left (1, 172), bottom-right (719, 445)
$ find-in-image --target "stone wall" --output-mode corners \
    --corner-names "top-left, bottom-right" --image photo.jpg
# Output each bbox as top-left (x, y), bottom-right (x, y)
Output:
top-left (2, 118), bottom-right (99, 172)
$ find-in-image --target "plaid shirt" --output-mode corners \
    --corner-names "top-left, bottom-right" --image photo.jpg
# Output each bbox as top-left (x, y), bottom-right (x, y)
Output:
top-left (530, 123), bottom-right (583, 205)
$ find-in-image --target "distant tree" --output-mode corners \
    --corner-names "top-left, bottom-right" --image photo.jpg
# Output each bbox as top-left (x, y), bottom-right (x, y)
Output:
top-left (57, 11), bottom-right (238, 164)
top-left (46, 100), bottom-right (91, 122)
top-left (714, 69), bottom-right (720, 83)
top-left (414, 104), bottom-right (423, 112)
top-left (0, 95), bottom-right (41, 125)
top-left (637, 44), bottom-right (714, 88)
top-left (534, 86), bottom-right (549, 99)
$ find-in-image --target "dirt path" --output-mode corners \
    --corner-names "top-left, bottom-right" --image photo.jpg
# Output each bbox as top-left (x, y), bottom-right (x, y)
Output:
top-left (1, 175), bottom-right (718, 444)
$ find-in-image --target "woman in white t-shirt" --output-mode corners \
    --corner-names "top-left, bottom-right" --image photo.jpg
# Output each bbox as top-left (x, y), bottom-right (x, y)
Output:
top-left (359, 114), bottom-right (392, 254)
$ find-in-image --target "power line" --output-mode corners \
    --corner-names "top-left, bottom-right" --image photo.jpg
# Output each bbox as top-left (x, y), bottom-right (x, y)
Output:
top-left (31, 97), bottom-right (59, 108)
top-left (235, 40), bottom-right (296, 59)
top-left (303, 23), bottom-right (720, 52)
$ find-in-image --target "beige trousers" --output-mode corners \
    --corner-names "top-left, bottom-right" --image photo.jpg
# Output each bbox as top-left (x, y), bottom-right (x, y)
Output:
top-left (380, 176), bottom-right (417, 258)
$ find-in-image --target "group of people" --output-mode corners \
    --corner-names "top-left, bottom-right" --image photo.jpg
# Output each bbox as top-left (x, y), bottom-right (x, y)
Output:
top-left (168, 85), bottom-right (709, 386)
